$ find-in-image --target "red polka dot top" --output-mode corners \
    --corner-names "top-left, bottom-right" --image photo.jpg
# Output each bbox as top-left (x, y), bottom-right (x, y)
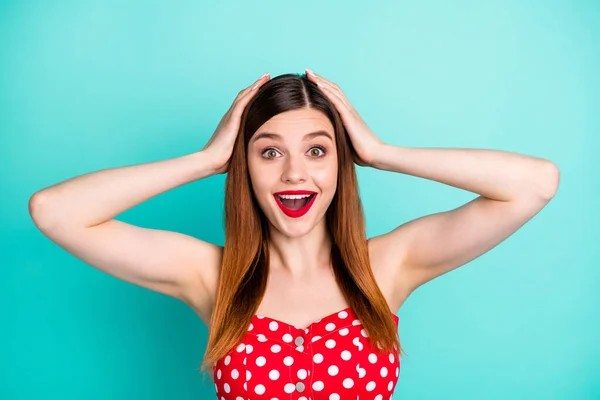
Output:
top-left (213, 306), bottom-right (400, 399)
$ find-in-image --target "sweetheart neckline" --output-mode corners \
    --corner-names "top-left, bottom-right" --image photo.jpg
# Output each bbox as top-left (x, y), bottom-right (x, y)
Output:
top-left (253, 306), bottom-right (399, 331)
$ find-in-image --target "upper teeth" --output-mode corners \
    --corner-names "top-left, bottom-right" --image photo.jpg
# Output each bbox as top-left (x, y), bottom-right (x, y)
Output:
top-left (278, 194), bottom-right (312, 199)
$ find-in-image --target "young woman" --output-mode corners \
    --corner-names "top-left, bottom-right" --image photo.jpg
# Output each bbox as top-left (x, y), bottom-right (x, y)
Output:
top-left (29, 69), bottom-right (559, 399)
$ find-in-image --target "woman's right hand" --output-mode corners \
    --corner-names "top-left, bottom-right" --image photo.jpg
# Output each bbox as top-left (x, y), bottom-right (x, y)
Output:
top-left (202, 72), bottom-right (271, 174)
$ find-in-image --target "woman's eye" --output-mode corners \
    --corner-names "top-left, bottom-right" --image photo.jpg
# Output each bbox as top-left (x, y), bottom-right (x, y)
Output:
top-left (261, 146), bottom-right (327, 159)
top-left (263, 148), bottom-right (279, 159)
top-left (309, 146), bottom-right (326, 157)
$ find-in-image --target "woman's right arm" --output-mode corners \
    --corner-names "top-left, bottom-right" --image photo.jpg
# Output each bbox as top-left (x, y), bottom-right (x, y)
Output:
top-left (28, 150), bottom-right (223, 313)
top-left (28, 72), bottom-right (270, 321)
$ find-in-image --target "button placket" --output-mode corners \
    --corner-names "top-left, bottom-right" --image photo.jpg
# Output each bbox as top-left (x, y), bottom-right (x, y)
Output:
top-left (294, 331), bottom-right (306, 353)
top-left (294, 328), bottom-right (309, 393)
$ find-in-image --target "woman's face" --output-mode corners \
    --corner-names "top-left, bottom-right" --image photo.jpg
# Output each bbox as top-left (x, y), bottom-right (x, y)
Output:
top-left (247, 108), bottom-right (338, 237)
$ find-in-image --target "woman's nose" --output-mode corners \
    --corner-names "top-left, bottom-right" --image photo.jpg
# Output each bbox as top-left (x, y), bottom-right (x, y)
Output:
top-left (281, 155), bottom-right (307, 184)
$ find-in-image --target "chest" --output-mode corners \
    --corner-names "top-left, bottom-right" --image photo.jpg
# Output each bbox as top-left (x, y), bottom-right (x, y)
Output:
top-left (213, 306), bottom-right (400, 399)
top-left (254, 266), bottom-right (350, 329)
top-left (254, 258), bottom-right (399, 330)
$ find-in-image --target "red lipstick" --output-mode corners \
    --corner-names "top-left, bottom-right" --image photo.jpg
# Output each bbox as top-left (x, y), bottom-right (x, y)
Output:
top-left (273, 190), bottom-right (317, 218)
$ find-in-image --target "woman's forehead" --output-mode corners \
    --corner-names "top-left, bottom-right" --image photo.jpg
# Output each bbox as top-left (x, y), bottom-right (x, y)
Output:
top-left (254, 109), bottom-right (334, 139)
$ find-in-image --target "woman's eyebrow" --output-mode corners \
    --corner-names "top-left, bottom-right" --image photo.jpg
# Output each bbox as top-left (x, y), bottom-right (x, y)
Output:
top-left (251, 130), bottom-right (333, 144)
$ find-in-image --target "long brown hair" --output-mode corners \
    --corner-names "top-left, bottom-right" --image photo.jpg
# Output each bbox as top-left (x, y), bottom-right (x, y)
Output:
top-left (198, 73), bottom-right (405, 380)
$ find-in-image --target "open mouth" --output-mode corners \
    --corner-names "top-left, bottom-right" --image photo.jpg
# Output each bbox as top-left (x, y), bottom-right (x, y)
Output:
top-left (277, 194), bottom-right (315, 210)
top-left (273, 193), bottom-right (317, 218)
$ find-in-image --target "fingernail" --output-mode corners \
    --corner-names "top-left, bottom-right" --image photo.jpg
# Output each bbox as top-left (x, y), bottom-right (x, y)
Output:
top-left (306, 68), bottom-right (315, 76)
top-left (262, 72), bottom-right (270, 78)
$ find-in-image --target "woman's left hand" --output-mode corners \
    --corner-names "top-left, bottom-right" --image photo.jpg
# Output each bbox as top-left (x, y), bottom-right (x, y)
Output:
top-left (305, 68), bottom-right (385, 167)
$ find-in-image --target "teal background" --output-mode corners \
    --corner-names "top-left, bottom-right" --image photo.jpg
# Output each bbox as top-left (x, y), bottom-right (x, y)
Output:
top-left (1, 0), bottom-right (597, 398)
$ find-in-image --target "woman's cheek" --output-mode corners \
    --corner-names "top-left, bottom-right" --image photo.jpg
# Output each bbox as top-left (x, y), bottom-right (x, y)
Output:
top-left (311, 161), bottom-right (337, 183)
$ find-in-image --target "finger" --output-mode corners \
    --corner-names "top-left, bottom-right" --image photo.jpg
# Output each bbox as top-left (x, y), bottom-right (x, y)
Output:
top-left (306, 69), bottom-right (353, 111)
top-left (306, 69), bottom-right (340, 92)
top-left (325, 83), bottom-right (354, 114)
top-left (316, 81), bottom-right (355, 119)
top-left (251, 72), bottom-right (270, 90)
top-left (231, 73), bottom-right (270, 117)
top-left (228, 73), bottom-right (270, 113)
top-left (232, 73), bottom-right (270, 107)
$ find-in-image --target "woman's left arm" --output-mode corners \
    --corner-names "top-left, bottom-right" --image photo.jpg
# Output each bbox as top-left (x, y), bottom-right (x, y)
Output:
top-left (373, 145), bottom-right (559, 202)
top-left (367, 144), bottom-right (560, 293)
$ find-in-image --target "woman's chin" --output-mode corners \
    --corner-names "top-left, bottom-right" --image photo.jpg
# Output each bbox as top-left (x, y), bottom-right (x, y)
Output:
top-left (272, 214), bottom-right (329, 238)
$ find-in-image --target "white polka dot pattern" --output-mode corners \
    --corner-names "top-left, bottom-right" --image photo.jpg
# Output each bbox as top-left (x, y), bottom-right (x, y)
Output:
top-left (213, 307), bottom-right (400, 399)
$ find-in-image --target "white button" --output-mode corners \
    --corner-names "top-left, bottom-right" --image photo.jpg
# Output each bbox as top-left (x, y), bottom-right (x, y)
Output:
top-left (294, 336), bottom-right (304, 346)
top-left (296, 381), bottom-right (305, 392)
